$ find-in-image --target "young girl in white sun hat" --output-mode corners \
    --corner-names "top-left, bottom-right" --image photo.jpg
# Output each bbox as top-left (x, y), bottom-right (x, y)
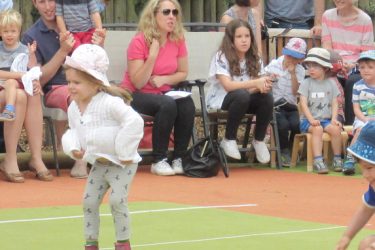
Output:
top-left (61, 44), bottom-right (143, 250)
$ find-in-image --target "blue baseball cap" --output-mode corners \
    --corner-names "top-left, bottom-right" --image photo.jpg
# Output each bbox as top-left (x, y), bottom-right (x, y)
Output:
top-left (347, 121), bottom-right (375, 164)
top-left (358, 50), bottom-right (375, 62)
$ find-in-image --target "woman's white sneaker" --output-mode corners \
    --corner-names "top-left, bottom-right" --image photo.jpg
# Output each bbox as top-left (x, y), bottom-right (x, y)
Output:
top-left (151, 159), bottom-right (175, 176)
top-left (220, 139), bottom-right (241, 160)
top-left (252, 140), bottom-right (270, 164)
top-left (171, 158), bottom-right (184, 174)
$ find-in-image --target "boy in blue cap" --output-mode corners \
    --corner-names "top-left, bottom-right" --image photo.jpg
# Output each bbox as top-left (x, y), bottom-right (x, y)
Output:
top-left (336, 121), bottom-right (375, 250)
top-left (343, 50), bottom-right (375, 175)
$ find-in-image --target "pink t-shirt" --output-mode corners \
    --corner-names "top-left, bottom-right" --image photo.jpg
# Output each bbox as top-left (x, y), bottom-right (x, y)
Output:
top-left (121, 32), bottom-right (188, 94)
top-left (322, 8), bottom-right (374, 64)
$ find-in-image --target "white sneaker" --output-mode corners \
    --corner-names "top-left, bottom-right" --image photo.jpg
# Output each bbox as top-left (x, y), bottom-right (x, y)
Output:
top-left (172, 158), bottom-right (184, 174)
top-left (252, 140), bottom-right (270, 164)
top-left (220, 139), bottom-right (241, 160)
top-left (151, 159), bottom-right (175, 176)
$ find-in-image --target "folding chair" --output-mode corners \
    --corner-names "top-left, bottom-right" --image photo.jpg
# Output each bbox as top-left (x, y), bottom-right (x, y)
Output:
top-left (42, 100), bottom-right (66, 176)
top-left (194, 79), bottom-right (229, 177)
top-left (194, 79), bottom-right (281, 170)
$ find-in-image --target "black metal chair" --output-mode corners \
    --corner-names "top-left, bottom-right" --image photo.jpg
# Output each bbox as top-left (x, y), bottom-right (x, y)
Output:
top-left (194, 79), bottom-right (282, 169)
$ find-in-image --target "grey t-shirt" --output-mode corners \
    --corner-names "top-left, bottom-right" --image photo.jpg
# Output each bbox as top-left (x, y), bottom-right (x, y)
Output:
top-left (0, 41), bottom-right (28, 69)
top-left (298, 77), bottom-right (339, 120)
top-left (265, 0), bottom-right (314, 23)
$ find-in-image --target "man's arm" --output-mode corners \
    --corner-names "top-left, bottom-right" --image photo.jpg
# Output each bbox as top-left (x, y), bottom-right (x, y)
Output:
top-left (311, 0), bottom-right (325, 36)
top-left (38, 32), bottom-right (74, 87)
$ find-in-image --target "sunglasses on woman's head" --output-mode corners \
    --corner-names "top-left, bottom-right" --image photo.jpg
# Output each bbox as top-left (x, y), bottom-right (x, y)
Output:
top-left (160, 8), bottom-right (179, 16)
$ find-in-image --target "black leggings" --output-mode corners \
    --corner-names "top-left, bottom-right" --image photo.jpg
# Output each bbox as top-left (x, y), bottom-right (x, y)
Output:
top-left (131, 92), bottom-right (195, 162)
top-left (221, 89), bottom-right (274, 141)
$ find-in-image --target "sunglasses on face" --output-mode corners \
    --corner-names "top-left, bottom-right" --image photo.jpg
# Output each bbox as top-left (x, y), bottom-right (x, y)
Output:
top-left (160, 8), bottom-right (179, 17)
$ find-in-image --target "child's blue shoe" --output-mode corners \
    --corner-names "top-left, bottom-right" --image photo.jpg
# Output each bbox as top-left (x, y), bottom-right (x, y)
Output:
top-left (343, 158), bottom-right (355, 176)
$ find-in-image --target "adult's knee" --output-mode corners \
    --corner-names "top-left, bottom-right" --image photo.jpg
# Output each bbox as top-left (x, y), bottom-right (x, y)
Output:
top-left (16, 89), bottom-right (27, 106)
top-left (159, 97), bottom-right (177, 117)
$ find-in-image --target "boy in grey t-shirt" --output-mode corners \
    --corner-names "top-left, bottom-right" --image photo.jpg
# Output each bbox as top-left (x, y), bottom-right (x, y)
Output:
top-left (298, 48), bottom-right (342, 174)
top-left (0, 10), bottom-right (37, 121)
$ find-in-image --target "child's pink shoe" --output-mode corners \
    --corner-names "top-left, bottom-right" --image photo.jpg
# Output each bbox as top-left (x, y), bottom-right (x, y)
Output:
top-left (85, 245), bottom-right (98, 250)
top-left (114, 241), bottom-right (131, 250)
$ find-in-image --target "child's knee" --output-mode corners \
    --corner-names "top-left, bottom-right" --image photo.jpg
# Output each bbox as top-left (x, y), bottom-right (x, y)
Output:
top-left (109, 195), bottom-right (128, 212)
top-left (310, 125), bottom-right (323, 135)
top-left (83, 196), bottom-right (100, 210)
top-left (4, 79), bottom-right (19, 90)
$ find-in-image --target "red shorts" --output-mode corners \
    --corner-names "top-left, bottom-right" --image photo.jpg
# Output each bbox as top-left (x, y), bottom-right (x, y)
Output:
top-left (44, 85), bottom-right (70, 112)
top-left (72, 28), bottom-right (95, 50)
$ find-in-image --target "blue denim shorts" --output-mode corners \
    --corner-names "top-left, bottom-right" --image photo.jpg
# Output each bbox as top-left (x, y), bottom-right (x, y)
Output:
top-left (300, 119), bottom-right (331, 133)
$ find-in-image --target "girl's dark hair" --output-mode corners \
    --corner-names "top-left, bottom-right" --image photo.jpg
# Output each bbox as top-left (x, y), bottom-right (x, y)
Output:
top-left (219, 19), bottom-right (260, 77)
top-left (235, 0), bottom-right (250, 7)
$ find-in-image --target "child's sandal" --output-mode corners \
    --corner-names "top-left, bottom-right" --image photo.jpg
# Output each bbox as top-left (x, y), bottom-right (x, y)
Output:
top-left (0, 110), bottom-right (16, 122)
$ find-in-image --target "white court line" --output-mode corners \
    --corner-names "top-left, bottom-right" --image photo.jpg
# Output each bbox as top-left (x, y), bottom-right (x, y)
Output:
top-left (0, 203), bottom-right (257, 224)
top-left (100, 226), bottom-right (345, 250)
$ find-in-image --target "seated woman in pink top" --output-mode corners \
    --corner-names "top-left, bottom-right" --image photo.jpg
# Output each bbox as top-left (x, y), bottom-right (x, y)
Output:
top-left (121, 0), bottom-right (195, 176)
top-left (321, 0), bottom-right (374, 125)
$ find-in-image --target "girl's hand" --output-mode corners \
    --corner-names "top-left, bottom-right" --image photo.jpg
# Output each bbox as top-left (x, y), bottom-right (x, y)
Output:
top-left (72, 150), bottom-right (84, 159)
top-left (257, 76), bottom-right (272, 93)
top-left (149, 38), bottom-right (160, 59)
top-left (309, 119), bottom-right (320, 126)
top-left (28, 41), bottom-right (37, 54)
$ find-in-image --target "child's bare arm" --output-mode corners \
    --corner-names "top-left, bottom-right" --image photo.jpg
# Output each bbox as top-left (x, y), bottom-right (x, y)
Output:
top-left (27, 41), bottom-right (38, 68)
top-left (300, 95), bottom-right (320, 126)
top-left (0, 70), bottom-right (23, 80)
top-left (91, 12), bottom-right (102, 30)
top-left (56, 15), bottom-right (67, 33)
top-left (331, 97), bottom-right (340, 126)
top-left (353, 103), bottom-right (368, 123)
top-left (336, 203), bottom-right (375, 250)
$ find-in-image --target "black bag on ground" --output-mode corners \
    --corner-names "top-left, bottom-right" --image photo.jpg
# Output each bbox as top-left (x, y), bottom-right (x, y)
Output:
top-left (182, 137), bottom-right (221, 178)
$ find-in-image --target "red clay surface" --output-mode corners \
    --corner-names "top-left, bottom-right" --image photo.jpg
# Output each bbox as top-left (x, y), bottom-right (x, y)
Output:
top-left (0, 166), bottom-right (373, 229)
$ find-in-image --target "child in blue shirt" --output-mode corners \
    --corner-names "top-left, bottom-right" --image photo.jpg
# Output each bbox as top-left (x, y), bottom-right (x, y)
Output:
top-left (336, 121), bottom-right (375, 250)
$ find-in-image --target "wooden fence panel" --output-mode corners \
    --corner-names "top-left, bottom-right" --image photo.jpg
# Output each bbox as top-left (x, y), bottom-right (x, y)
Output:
top-left (11, 0), bottom-right (375, 32)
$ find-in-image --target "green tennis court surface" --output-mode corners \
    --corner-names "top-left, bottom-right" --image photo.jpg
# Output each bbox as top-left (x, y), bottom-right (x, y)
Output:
top-left (0, 201), bottom-right (372, 250)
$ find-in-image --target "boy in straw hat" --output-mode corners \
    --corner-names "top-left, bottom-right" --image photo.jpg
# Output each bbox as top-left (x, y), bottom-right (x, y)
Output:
top-left (298, 47), bottom-right (343, 174)
top-left (336, 121), bottom-right (375, 250)
top-left (61, 44), bottom-right (143, 250)
top-left (265, 37), bottom-right (307, 167)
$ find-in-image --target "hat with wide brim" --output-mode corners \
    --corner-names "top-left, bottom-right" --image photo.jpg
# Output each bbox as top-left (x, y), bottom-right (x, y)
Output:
top-left (347, 121), bottom-right (375, 165)
top-left (304, 47), bottom-right (333, 69)
top-left (64, 44), bottom-right (110, 86)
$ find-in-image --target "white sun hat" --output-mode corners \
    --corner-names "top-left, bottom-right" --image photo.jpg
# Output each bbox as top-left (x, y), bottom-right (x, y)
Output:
top-left (64, 44), bottom-right (110, 86)
top-left (304, 47), bottom-right (333, 69)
